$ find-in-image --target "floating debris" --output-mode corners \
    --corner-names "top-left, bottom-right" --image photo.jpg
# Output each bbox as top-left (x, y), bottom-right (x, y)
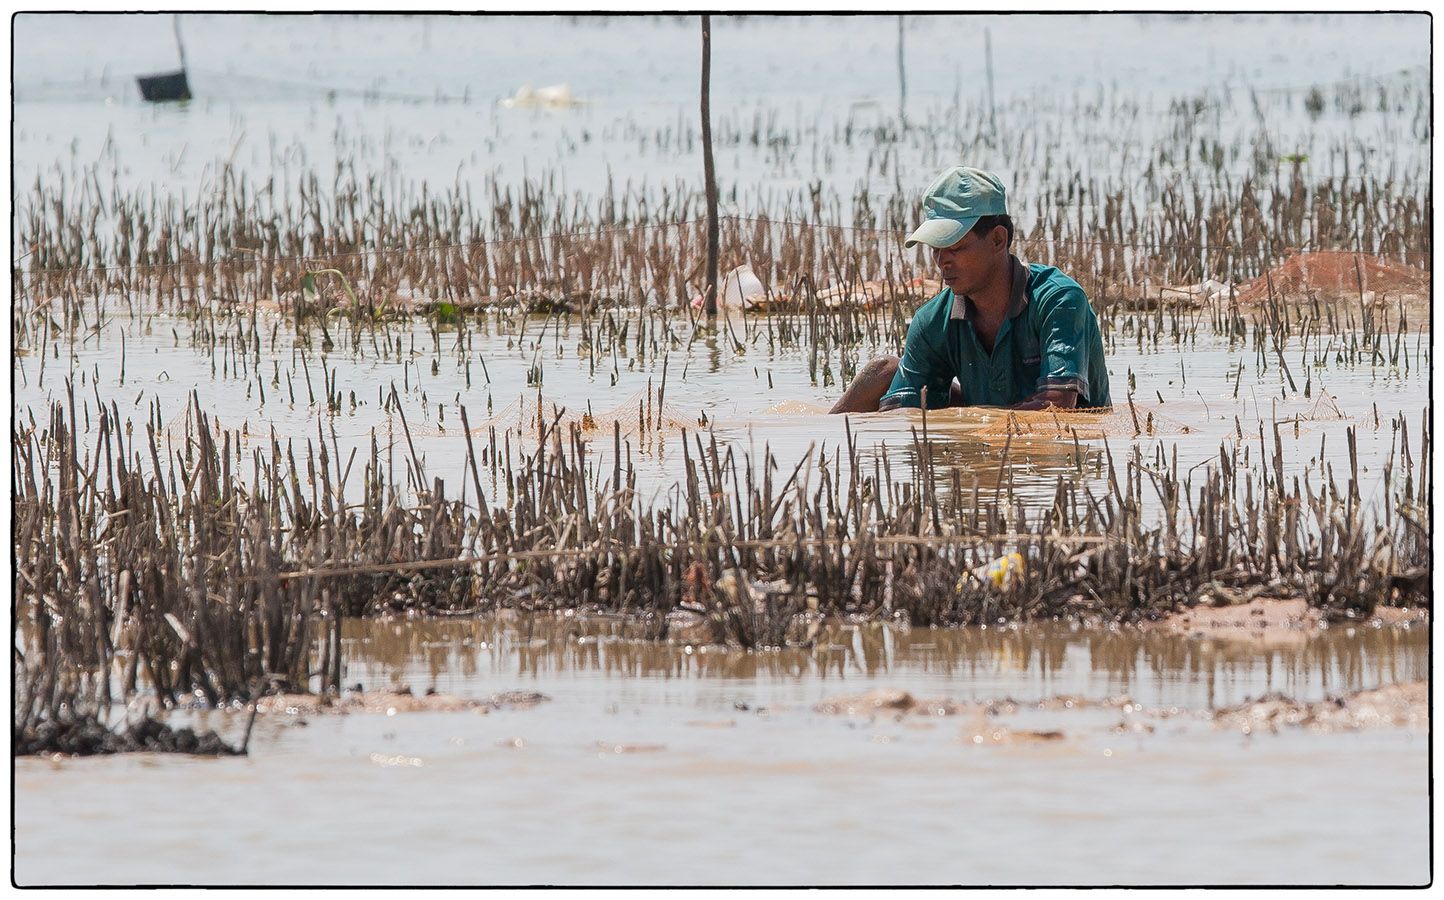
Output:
top-left (814, 689), bottom-right (962, 717)
top-left (962, 727), bottom-right (1066, 746)
top-left (500, 83), bottom-right (582, 109)
top-left (690, 264), bottom-right (775, 313)
top-left (594, 742), bottom-right (666, 754)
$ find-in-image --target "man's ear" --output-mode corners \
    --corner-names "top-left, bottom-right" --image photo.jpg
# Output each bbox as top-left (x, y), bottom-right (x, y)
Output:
top-left (990, 225), bottom-right (1008, 252)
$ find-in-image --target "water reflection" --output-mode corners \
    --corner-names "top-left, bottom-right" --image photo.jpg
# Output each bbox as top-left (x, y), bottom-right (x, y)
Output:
top-left (857, 430), bottom-right (1105, 508)
top-left (342, 615), bottom-right (1427, 706)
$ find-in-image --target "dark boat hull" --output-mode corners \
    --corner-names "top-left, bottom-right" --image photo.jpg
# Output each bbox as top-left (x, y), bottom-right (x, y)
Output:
top-left (136, 70), bottom-right (191, 102)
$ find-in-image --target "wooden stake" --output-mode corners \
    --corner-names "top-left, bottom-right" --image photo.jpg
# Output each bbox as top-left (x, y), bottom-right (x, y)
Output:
top-left (700, 15), bottom-right (719, 318)
top-left (897, 15), bottom-right (907, 131)
top-left (985, 26), bottom-right (996, 134)
top-left (173, 14), bottom-right (188, 72)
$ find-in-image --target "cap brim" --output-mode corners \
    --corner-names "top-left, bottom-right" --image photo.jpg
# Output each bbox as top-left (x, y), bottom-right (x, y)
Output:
top-left (903, 216), bottom-right (977, 249)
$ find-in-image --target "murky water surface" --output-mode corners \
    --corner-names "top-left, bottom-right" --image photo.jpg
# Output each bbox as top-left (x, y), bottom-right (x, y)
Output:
top-left (12, 14), bottom-right (1431, 887)
top-left (14, 617), bottom-right (1429, 885)
top-left (14, 312), bottom-right (1430, 512)
top-left (12, 15), bottom-right (1430, 211)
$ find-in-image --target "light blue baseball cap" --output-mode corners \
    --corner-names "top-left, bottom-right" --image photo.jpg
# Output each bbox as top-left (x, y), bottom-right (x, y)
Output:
top-left (904, 166), bottom-right (1009, 249)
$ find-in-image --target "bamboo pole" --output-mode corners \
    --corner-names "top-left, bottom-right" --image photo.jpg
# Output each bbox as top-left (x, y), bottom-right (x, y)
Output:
top-left (985, 26), bottom-right (996, 134)
top-left (897, 15), bottom-right (907, 131)
top-left (700, 15), bottom-right (720, 317)
top-left (173, 14), bottom-right (188, 72)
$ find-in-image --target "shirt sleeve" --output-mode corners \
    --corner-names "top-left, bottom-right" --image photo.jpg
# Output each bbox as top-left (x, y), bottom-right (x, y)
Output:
top-left (880, 306), bottom-right (954, 410)
top-left (1035, 285), bottom-right (1094, 399)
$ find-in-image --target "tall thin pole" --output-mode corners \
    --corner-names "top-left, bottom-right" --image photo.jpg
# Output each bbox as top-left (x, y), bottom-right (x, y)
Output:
top-left (984, 26), bottom-right (996, 134)
top-left (173, 14), bottom-right (188, 72)
top-left (897, 15), bottom-right (907, 132)
top-left (700, 15), bottom-right (719, 317)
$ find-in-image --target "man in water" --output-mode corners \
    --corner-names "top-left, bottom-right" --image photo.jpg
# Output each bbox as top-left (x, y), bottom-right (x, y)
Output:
top-left (830, 166), bottom-right (1111, 413)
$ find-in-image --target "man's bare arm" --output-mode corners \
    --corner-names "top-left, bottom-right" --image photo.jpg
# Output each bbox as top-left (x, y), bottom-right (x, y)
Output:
top-left (1010, 388), bottom-right (1079, 411)
top-left (877, 379), bottom-right (964, 412)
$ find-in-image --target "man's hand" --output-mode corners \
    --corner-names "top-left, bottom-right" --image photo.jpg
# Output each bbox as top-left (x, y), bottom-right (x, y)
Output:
top-left (1010, 388), bottom-right (1079, 411)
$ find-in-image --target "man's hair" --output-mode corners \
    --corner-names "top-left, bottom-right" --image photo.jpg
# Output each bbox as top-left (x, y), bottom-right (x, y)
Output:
top-left (969, 214), bottom-right (1014, 248)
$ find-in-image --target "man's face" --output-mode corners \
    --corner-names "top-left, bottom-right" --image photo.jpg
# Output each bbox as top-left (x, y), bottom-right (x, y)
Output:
top-left (930, 226), bottom-right (1003, 296)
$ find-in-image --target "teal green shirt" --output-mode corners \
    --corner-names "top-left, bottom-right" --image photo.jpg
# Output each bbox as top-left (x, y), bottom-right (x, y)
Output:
top-left (881, 256), bottom-right (1112, 409)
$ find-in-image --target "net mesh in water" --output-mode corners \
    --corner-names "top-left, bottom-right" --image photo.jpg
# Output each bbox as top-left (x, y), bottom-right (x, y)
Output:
top-left (969, 405), bottom-right (1196, 440)
top-left (1235, 251), bottom-right (1428, 303)
top-left (473, 388), bottom-right (699, 440)
top-left (1300, 390), bottom-right (1348, 422)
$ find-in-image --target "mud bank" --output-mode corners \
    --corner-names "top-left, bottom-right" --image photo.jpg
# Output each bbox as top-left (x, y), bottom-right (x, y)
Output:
top-left (810, 679), bottom-right (1427, 740)
top-left (1211, 681), bottom-right (1428, 734)
top-left (253, 688), bottom-right (550, 716)
top-left (1153, 597), bottom-right (1428, 648)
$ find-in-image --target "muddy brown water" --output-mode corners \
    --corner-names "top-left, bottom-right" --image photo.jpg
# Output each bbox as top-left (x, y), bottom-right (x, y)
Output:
top-left (14, 313), bottom-right (1432, 885)
top-left (12, 15), bottom-right (1431, 886)
top-left (13, 313), bottom-right (1430, 516)
top-left (14, 615), bottom-right (1429, 886)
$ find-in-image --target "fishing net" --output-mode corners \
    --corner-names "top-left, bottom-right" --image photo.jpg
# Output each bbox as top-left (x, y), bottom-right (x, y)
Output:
top-left (161, 406), bottom-right (263, 448)
top-left (763, 399), bottom-right (833, 416)
top-left (1264, 389), bottom-right (1351, 429)
top-left (471, 387), bottom-right (699, 440)
top-left (1298, 389), bottom-right (1348, 422)
top-left (1235, 251), bottom-right (1428, 303)
top-left (385, 410), bottom-right (457, 438)
top-left (969, 404), bottom-right (1196, 441)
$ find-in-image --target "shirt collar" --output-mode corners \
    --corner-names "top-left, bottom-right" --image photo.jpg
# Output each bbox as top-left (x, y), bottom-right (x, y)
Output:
top-left (950, 254), bottom-right (1031, 322)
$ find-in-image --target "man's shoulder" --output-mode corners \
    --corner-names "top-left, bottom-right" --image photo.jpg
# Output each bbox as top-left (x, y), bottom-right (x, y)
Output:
top-left (1025, 262), bottom-right (1086, 300)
